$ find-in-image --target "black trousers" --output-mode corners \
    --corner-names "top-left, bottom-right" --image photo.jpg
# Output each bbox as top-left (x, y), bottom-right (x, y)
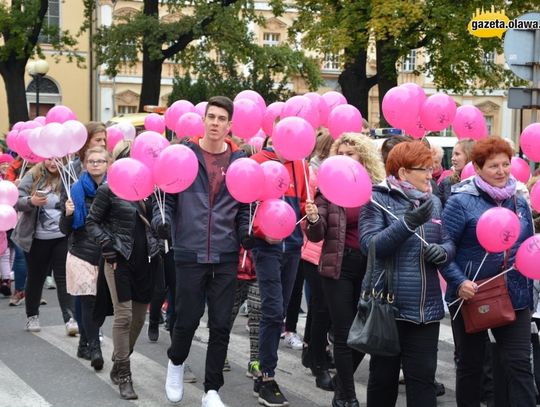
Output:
top-left (80, 295), bottom-right (100, 343)
top-left (321, 250), bottom-right (366, 399)
top-left (168, 261), bottom-right (236, 392)
top-left (451, 306), bottom-right (536, 407)
top-left (25, 237), bottom-right (73, 322)
top-left (149, 251), bottom-right (176, 336)
top-left (302, 259), bottom-right (331, 369)
top-left (367, 321), bottom-right (440, 407)
top-left (285, 262), bottom-right (305, 333)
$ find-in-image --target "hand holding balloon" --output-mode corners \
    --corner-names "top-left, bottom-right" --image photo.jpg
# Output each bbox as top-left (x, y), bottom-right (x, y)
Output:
top-left (305, 200), bottom-right (319, 223)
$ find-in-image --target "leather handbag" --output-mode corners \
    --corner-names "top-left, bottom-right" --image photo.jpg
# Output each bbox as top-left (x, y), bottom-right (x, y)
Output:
top-left (461, 272), bottom-right (515, 334)
top-left (347, 241), bottom-right (401, 356)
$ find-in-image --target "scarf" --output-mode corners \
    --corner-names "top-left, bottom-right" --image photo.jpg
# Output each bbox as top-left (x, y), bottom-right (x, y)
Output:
top-left (71, 171), bottom-right (103, 230)
top-left (474, 174), bottom-right (517, 202)
top-left (387, 175), bottom-right (432, 206)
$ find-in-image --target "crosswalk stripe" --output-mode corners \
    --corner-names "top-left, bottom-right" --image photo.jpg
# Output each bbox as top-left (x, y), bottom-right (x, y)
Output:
top-left (0, 360), bottom-right (51, 407)
top-left (35, 326), bottom-right (205, 406)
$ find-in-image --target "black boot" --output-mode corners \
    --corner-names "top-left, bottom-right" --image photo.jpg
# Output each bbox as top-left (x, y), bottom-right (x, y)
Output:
top-left (148, 322), bottom-right (159, 342)
top-left (312, 367), bottom-right (334, 391)
top-left (77, 336), bottom-right (91, 360)
top-left (110, 361), bottom-right (120, 385)
top-left (301, 346), bottom-right (311, 369)
top-left (117, 360), bottom-right (138, 400)
top-left (332, 397), bottom-right (360, 407)
top-left (89, 340), bottom-right (104, 371)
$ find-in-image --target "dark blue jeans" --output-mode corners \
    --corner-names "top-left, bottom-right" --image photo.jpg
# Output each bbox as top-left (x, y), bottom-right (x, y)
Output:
top-left (367, 321), bottom-right (440, 407)
top-left (168, 261), bottom-right (237, 392)
top-left (252, 246), bottom-right (301, 378)
top-left (451, 306), bottom-right (536, 407)
top-left (12, 245), bottom-right (27, 291)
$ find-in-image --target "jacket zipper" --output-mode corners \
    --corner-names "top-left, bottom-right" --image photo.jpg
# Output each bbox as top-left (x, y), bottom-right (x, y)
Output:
top-left (419, 224), bottom-right (427, 322)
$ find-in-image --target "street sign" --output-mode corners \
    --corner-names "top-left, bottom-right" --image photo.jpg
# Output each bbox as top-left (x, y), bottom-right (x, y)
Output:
top-left (503, 12), bottom-right (540, 82)
top-left (508, 87), bottom-right (540, 109)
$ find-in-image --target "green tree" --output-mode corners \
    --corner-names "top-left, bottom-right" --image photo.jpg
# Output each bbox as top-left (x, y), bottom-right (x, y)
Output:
top-left (91, 0), bottom-right (321, 111)
top-left (0, 0), bottom-right (86, 127)
top-left (287, 0), bottom-right (535, 126)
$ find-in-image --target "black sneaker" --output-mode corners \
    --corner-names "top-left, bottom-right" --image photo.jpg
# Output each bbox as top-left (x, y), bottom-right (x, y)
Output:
top-left (147, 323), bottom-right (159, 342)
top-left (258, 379), bottom-right (289, 406)
top-left (253, 377), bottom-right (262, 397)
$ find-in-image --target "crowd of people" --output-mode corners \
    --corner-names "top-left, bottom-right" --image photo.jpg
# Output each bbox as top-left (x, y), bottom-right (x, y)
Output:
top-left (2, 94), bottom-right (540, 407)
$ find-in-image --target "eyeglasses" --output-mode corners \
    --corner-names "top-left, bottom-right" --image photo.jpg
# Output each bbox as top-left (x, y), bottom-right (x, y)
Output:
top-left (408, 167), bottom-right (434, 174)
top-left (87, 159), bottom-right (107, 166)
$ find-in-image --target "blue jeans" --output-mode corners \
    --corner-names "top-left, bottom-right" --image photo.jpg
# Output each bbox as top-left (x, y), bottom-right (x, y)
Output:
top-left (12, 245), bottom-right (27, 291)
top-left (253, 246), bottom-right (301, 378)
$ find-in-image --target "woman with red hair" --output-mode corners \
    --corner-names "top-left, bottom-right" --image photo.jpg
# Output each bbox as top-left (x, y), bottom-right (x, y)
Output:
top-left (359, 140), bottom-right (454, 407)
top-left (442, 137), bottom-right (535, 406)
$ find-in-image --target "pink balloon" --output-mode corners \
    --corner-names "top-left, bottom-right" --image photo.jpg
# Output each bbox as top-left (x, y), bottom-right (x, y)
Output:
top-left (12, 122), bottom-right (25, 131)
top-left (34, 116), bottom-right (46, 125)
top-left (460, 162), bottom-right (476, 180)
top-left (130, 131), bottom-right (170, 173)
top-left (476, 207), bottom-right (521, 253)
top-left (39, 122), bottom-right (71, 157)
top-left (235, 90), bottom-right (266, 116)
top-left (261, 102), bottom-right (285, 136)
top-left (281, 96), bottom-right (319, 130)
top-left (419, 93), bottom-right (457, 132)
top-left (144, 113), bottom-right (166, 134)
top-left (175, 112), bottom-right (205, 138)
top-left (516, 234), bottom-right (540, 279)
top-left (453, 105), bottom-right (487, 140)
top-left (272, 117), bottom-right (316, 161)
top-left (165, 100), bottom-right (195, 131)
top-left (317, 155), bottom-right (372, 207)
top-left (63, 120), bottom-right (88, 154)
top-left (322, 91), bottom-right (347, 111)
top-left (116, 121), bottom-right (136, 141)
top-left (154, 145), bottom-right (198, 193)
top-left (225, 158), bottom-right (264, 203)
top-left (511, 157), bottom-right (531, 183)
top-left (108, 158), bottom-right (154, 201)
top-left (255, 199), bottom-right (296, 240)
top-left (232, 99), bottom-right (263, 140)
top-left (437, 169), bottom-right (453, 185)
top-left (382, 86), bottom-right (417, 129)
top-left (0, 204), bottom-right (17, 231)
top-left (14, 130), bottom-right (45, 163)
top-left (45, 105), bottom-right (77, 124)
top-left (327, 104), bottom-right (363, 140)
top-left (259, 161), bottom-right (291, 200)
top-left (0, 181), bottom-right (19, 206)
top-left (20, 120), bottom-right (42, 130)
top-left (247, 136), bottom-right (265, 152)
top-left (520, 123), bottom-right (540, 162)
top-left (531, 182), bottom-right (540, 213)
top-left (304, 92), bottom-right (330, 127)
top-left (6, 130), bottom-right (18, 152)
top-left (106, 126), bottom-right (124, 153)
top-left (400, 83), bottom-right (426, 112)
top-left (194, 101), bottom-right (208, 118)
top-left (403, 116), bottom-right (426, 139)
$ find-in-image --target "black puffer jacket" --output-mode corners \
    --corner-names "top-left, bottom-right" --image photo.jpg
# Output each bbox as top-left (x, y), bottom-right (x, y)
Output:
top-left (59, 189), bottom-right (102, 266)
top-left (86, 184), bottom-right (160, 261)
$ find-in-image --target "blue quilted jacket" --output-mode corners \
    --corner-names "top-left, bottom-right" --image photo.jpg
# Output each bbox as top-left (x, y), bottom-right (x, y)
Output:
top-left (359, 181), bottom-right (455, 324)
top-left (441, 178), bottom-right (534, 309)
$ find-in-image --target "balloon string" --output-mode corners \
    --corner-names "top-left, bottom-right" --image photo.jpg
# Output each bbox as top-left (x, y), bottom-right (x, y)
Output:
top-left (296, 214), bottom-right (307, 226)
top-left (448, 251), bottom-right (489, 308)
top-left (153, 188), bottom-right (169, 253)
top-left (370, 198), bottom-right (429, 245)
top-left (302, 159), bottom-right (311, 202)
top-left (18, 160), bottom-right (28, 181)
top-left (54, 158), bottom-right (71, 199)
top-left (242, 201), bottom-right (260, 269)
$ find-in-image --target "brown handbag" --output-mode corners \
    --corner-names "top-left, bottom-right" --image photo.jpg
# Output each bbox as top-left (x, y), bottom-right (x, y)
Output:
top-left (461, 272), bottom-right (516, 334)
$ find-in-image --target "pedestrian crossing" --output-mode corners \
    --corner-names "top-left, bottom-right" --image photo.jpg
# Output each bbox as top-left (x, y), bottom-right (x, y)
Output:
top-left (0, 298), bottom-right (458, 406)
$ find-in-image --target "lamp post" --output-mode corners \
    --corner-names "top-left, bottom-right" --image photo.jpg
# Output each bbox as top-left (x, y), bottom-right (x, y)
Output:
top-left (26, 59), bottom-right (50, 118)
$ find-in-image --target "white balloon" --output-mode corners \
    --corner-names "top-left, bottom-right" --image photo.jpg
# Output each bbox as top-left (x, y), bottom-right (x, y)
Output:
top-left (117, 121), bottom-right (136, 140)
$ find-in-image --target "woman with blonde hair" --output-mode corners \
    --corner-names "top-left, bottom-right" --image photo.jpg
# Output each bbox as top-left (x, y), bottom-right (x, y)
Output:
top-left (305, 133), bottom-right (385, 407)
top-left (12, 159), bottom-right (76, 334)
top-left (437, 138), bottom-right (475, 206)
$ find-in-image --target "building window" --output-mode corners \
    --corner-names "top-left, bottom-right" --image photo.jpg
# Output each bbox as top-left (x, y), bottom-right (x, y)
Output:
top-left (38, 0), bottom-right (60, 44)
top-left (263, 33), bottom-right (280, 47)
top-left (118, 105), bottom-right (137, 114)
top-left (322, 53), bottom-right (340, 71)
top-left (402, 50), bottom-right (417, 72)
top-left (482, 50), bottom-right (495, 66)
top-left (485, 115), bottom-right (493, 135)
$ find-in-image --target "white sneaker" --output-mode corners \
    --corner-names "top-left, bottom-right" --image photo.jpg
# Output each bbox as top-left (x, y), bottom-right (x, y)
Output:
top-left (166, 360), bottom-right (184, 403)
top-left (26, 316), bottom-right (40, 332)
top-left (44, 276), bottom-right (56, 289)
top-left (202, 390), bottom-right (226, 407)
top-left (65, 318), bottom-right (79, 337)
top-left (284, 332), bottom-right (304, 350)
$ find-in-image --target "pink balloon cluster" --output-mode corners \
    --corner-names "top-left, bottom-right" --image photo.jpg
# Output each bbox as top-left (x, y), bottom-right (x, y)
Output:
top-left (0, 180), bottom-right (20, 231)
top-left (476, 207), bottom-right (521, 253)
